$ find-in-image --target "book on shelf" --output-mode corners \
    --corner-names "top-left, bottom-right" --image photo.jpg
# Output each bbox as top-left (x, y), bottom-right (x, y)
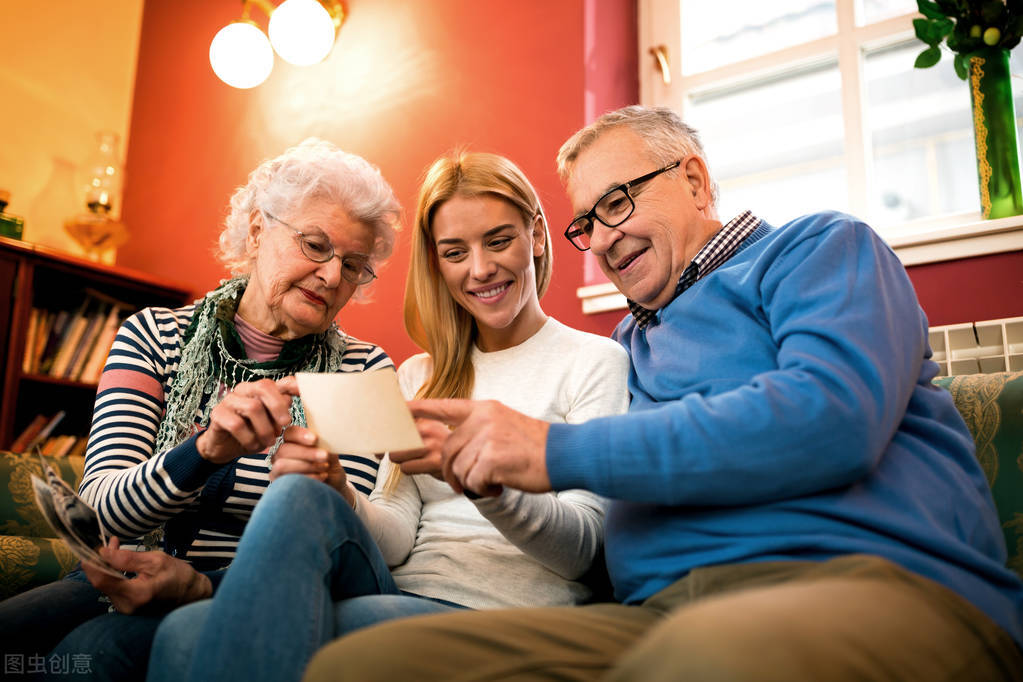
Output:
top-left (67, 436), bottom-right (89, 459)
top-left (29, 309), bottom-right (53, 374)
top-left (9, 414), bottom-right (48, 452)
top-left (66, 302), bottom-right (111, 380)
top-left (36, 309), bottom-right (71, 375)
top-left (26, 411), bottom-right (66, 452)
top-left (50, 296), bottom-right (103, 379)
top-left (40, 434), bottom-right (79, 457)
top-left (8, 411), bottom-right (66, 452)
top-left (79, 303), bottom-right (125, 384)
top-left (22, 308), bottom-right (40, 372)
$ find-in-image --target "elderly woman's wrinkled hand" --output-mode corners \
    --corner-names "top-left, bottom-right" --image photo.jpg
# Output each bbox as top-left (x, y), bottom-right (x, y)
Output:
top-left (271, 425), bottom-right (356, 507)
top-left (81, 537), bottom-right (212, 615)
top-left (197, 378), bottom-right (298, 464)
top-left (386, 418), bottom-right (451, 481)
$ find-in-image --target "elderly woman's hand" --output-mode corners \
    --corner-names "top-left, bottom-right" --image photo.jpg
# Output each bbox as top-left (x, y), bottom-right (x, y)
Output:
top-left (81, 538), bottom-right (212, 615)
top-left (196, 378), bottom-right (297, 464)
top-left (270, 425), bottom-right (356, 507)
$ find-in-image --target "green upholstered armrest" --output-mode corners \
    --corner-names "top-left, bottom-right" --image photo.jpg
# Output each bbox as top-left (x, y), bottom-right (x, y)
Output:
top-left (933, 372), bottom-right (1023, 578)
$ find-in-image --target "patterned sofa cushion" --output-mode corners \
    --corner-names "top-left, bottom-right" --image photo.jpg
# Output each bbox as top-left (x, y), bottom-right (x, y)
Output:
top-left (0, 453), bottom-right (85, 599)
top-left (0, 535), bottom-right (79, 600)
top-left (933, 371), bottom-right (1023, 577)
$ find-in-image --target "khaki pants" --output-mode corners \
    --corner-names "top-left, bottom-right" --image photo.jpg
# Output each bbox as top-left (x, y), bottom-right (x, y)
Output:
top-left (303, 555), bottom-right (1023, 681)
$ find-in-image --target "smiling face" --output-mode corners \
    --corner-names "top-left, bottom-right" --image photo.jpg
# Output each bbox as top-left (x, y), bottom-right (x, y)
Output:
top-left (431, 194), bottom-right (547, 352)
top-left (566, 127), bottom-right (719, 310)
top-left (237, 198), bottom-right (375, 339)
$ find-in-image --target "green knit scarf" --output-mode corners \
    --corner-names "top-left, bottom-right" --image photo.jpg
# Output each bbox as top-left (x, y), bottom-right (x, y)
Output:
top-left (152, 276), bottom-right (349, 459)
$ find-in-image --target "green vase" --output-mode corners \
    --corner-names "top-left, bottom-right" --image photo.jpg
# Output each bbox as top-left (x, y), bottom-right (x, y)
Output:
top-left (968, 47), bottom-right (1023, 219)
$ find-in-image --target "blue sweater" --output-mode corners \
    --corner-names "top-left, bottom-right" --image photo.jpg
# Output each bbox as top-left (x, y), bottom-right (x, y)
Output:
top-left (546, 211), bottom-right (1023, 647)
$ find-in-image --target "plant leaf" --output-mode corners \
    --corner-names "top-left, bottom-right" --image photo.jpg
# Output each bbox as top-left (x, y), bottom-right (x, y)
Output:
top-left (917, 0), bottom-right (948, 20)
top-left (915, 46), bottom-right (943, 68)
top-left (954, 53), bottom-right (969, 79)
top-left (914, 18), bottom-right (946, 45)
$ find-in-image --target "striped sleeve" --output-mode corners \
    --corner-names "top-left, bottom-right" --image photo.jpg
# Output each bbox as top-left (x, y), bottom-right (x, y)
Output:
top-left (79, 306), bottom-right (218, 538)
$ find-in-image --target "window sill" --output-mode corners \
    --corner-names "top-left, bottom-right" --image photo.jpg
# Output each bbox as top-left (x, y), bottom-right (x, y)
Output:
top-left (576, 214), bottom-right (1023, 315)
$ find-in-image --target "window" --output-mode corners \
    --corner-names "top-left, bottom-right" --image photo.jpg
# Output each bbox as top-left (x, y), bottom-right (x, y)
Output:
top-left (638, 0), bottom-right (1023, 248)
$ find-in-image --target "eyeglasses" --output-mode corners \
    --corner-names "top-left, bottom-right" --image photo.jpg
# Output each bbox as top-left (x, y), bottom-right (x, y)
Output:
top-left (262, 210), bottom-right (377, 285)
top-left (563, 160), bottom-right (681, 251)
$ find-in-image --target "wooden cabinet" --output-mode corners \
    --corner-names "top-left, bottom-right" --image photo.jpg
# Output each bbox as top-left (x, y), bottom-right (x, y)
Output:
top-left (0, 237), bottom-right (191, 449)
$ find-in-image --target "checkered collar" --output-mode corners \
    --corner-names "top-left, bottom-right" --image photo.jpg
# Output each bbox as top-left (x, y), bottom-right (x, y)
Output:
top-left (627, 210), bottom-right (761, 329)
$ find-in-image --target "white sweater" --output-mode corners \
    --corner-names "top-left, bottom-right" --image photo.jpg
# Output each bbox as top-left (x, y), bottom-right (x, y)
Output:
top-left (354, 317), bottom-right (630, 609)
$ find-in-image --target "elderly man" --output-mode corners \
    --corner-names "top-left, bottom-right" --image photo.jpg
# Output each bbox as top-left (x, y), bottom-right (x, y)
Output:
top-left (305, 106), bottom-right (1023, 681)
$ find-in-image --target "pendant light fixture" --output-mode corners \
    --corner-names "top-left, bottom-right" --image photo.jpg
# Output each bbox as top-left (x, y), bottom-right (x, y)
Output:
top-left (210, 0), bottom-right (345, 89)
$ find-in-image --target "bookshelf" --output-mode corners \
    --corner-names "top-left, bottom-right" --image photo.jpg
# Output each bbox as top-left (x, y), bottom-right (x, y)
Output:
top-left (0, 236), bottom-right (192, 451)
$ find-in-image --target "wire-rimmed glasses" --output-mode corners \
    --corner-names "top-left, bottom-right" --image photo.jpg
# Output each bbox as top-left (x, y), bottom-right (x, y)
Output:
top-left (262, 210), bottom-right (376, 285)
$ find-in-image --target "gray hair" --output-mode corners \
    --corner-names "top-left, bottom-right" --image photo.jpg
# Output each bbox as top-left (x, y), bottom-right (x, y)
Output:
top-left (217, 138), bottom-right (402, 275)
top-left (556, 105), bottom-right (719, 205)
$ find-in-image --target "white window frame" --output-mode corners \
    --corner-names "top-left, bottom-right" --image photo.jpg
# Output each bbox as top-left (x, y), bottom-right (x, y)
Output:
top-left (636, 0), bottom-right (1023, 262)
top-left (578, 1), bottom-right (1023, 314)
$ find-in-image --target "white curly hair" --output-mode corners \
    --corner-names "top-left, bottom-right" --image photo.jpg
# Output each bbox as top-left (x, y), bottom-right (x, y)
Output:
top-left (217, 138), bottom-right (402, 277)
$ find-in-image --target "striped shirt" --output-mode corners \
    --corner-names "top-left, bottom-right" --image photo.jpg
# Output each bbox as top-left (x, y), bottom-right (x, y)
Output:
top-left (79, 304), bottom-right (391, 567)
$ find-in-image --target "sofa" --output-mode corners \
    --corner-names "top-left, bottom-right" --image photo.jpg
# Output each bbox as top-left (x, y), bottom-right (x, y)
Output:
top-left (0, 372), bottom-right (1021, 601)
top-left (0, 454), bottom-right (84, 599)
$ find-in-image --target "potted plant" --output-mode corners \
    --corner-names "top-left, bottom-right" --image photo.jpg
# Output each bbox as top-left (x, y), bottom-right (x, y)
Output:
top-left (914, 0), bottom-right (1023, 218)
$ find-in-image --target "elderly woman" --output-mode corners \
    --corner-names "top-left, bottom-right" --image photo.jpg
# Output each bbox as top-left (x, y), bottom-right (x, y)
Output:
top-left (0, 138), bottom-right (401, 681)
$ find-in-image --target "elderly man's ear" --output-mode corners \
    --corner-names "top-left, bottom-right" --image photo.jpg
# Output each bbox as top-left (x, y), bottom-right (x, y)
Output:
top-left (682, 156), bottom-right (712, 212)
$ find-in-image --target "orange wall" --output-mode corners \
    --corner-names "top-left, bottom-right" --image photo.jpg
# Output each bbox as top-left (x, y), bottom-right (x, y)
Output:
top-left (0, 0), bottom-right (143, 257)
top-left (119, 0), bottom-right (637, 363)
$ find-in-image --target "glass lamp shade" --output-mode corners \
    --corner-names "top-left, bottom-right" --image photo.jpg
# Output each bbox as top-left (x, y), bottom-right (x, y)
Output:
top-left (210, 21), bottom-right (274, 89)
top-left (268, 0), bottom-right (336, 66)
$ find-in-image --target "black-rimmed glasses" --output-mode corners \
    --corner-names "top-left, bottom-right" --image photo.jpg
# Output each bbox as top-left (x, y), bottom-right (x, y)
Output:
top-left (262, 210), bottom-right (376, 285)
top-left (563, 160), bottom-right (681, 251)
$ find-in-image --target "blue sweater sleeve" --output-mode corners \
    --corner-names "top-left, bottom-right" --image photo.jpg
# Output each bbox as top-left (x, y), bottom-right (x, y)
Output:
top-left (548, 215), bottom-right (927, 505)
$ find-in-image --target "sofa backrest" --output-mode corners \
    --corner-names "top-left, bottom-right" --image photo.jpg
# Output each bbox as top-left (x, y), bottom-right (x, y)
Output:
top-left (933, 371), bottom-right (1023, 579)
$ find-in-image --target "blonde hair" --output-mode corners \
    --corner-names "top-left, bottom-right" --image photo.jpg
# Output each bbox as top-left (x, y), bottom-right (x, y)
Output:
top-left (384, 151), bottom-right (552, 492)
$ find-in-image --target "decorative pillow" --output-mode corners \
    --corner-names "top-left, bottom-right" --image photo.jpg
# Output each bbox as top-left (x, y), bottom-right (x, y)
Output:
top-left (933, 372), bottom-right (1023, 578)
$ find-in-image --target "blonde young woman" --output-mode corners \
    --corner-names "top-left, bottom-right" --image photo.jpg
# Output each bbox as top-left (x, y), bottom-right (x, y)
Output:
top-left (147, 152), bottom-right (630, 682)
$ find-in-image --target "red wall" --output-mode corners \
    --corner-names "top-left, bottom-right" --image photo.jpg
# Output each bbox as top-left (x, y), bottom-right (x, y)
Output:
top-left (907, 250), bottom-right (1023, 326)
top-left (120, 0), bottom-right (1016, 361)
top-left (120, 0), bottom-right (637, 362)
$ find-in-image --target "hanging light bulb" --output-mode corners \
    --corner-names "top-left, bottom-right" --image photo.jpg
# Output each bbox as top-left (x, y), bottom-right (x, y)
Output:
top-left (268, 0), bottom-right (337, 66)
top-left (209, 21), bottom-right (274, 89)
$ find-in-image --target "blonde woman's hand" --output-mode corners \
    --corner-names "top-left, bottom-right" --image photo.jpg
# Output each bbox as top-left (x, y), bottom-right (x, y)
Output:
top-left (386, 418), bottom-right (451, 481)
top-left (196, 378), bottom-right (297, 464)
top-left (408, 399), bottom-right (551, 497)
top-left (270, 425), bottom-right (355, 506)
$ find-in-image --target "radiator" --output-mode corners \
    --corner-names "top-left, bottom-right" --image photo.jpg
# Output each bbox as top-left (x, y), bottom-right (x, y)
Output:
top-left (929, 316), bottom-right (1023, 376)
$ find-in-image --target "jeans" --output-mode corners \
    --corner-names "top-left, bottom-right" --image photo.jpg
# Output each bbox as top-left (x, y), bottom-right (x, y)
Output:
top-left (149, 592), bottom-right (463, 682)
top-left (152, 475), bottom-right (404, 682)
top-left (0, 569), bottom-right (108, 679)
top-left (0, 565), bottom-right (230, 682)
top-left (0, 570), bottom-right (104, 656)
